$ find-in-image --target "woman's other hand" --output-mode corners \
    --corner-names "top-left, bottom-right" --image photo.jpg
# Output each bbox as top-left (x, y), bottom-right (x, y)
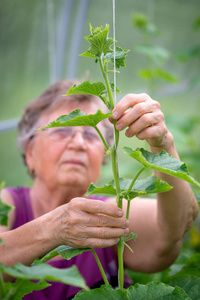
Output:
top-left (48, 198), bottom-right (129, 249)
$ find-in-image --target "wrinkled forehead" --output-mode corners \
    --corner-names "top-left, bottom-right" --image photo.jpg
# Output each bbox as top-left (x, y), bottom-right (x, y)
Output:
top-left (63, 98), bottom-right (101, 114)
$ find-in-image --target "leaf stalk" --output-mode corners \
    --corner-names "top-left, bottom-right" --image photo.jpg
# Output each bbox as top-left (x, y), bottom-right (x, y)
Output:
top-left (125, 167), bottom-right (145, 219)
top-left (91, 249), bottom-right (109, 285)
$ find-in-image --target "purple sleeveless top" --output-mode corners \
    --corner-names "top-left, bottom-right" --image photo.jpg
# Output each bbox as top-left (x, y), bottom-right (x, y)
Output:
top-left (7, 187), bottom-right (132, 299)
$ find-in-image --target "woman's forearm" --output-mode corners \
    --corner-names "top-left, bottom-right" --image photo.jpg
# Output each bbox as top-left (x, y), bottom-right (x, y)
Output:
top-left (151, 135), bottom-right (199, 252)
top-left (0, 215), bottom-right (58, 270)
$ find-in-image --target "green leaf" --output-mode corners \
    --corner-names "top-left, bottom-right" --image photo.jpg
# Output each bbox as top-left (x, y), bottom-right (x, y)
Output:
top-left (135, 45), bottom-right (170, 64)
top-left (4, 279), bottom-right (50, 300)
top-left (65, 80), bottom-right (106, 98)
top-left (169, 275), bottom-right (200, 300)
top-left (73, 284), bottom-right (128, 300)
top-left (0, 199), bottom-right (13, 227)
top-left (104, 46), bottom-right (130, 68)
top-left (65, 80), bottom-right (111, 109)
top-left (86, 181), bottom-right (117, 197)
top-left (0, 182), bottom-right (13, 227)
top-left (154, 69), bottom-right (178, 83)
top-left (127, 281), bottom-right (191, 299)
top-left (80, 24), bottom-right (114, 58)
top-left (109, 83), bottom-right (120, 93)
top-left (170, 253), bottom-right (200, 278)
top-left (124, 147), bottom-right (200, 187)
top-left (138, 68), bottom-right (178, 83)
top-left (0, 262), bottom-right (88, 290)
top-left (39, 109), bottom-right (112, 129)
top-left (40, 245), bottom-right (91, 263)
top-left (132, 13), bottom-right (160, 36)
top-left (86, 176), bottom-right (172, 200)
top-left (176, 45), bottom-right (200, 62)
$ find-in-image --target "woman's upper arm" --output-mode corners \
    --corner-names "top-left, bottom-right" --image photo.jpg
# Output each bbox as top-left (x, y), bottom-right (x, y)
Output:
top-left (122, 197), bottom-right (182, 273)
top-left (0, 189), bottom-right (15, 232)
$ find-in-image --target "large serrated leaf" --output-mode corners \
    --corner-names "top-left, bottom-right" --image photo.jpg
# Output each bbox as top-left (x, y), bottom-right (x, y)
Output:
top-left (65, 80), bottom-right (106, 97)
top-left (127, 281), bottom-right (191, 299)
top-left (72, 282), bottom-right (190, 300)
top-left (86, 176), bottom-right (172, 200)
top-left (169, 275), bottom-right (200, 300)
top-left (0, 262), bottom-right (88, 290)
top-left (40, 245), bottom-right (91, 263)
top-left (73, 284), bottom-right (128, 300)
top-left (39, 109), bottom-right (112, 129)
top-left (124, 147), bottom-right (200, 187)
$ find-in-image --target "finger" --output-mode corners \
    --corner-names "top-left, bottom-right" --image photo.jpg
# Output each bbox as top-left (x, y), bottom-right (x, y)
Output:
top-left (115, 101), bottom-right (155, 131)
top-left (76, 198), bottom-right (124, 218)
top-left (82, 237), bottom-right (121, 248)
top-left (136, 124), bottom-right (168, 146)
top-left (84, 226), bottom-right (129, 239)
top-left (81, 212), bottom-right (129, 228)
top-left (113, 96), bottom-right (161, 132)
top-left (125, 111), bottom-right (164, 138)
top-left (112, 93), bottom-right (151, 120)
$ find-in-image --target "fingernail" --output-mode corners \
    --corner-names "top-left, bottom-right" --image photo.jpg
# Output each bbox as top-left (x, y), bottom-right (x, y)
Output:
top-left (125, 130), bottom-right (131, 137)
top-left (115, 238), bottom-right (120, 243)
top-left (125, 220), bottom-right (129, 227)
top-left (116, 210), bottom-right (123, 217)
top-left (112, 111), bottom-right (118, 119)
top-left (116, 123), bottom-right (123, 130)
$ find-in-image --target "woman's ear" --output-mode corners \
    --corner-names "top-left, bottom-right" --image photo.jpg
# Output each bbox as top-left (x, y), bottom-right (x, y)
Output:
top-left (25, 140), bottom-right (35, 172)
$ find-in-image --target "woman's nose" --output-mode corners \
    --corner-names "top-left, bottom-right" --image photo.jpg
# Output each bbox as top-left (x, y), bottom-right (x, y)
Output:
top-left (67, 132), bottom-right (87, 149)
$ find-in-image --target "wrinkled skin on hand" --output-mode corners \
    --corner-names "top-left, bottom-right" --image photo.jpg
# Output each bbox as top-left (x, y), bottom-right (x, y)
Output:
top-left (50, 198), bottom-right (129, 249)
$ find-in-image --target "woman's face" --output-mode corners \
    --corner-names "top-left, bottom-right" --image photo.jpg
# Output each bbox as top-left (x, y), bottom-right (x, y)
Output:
top-left (26, 101), bottom-right (106, 194)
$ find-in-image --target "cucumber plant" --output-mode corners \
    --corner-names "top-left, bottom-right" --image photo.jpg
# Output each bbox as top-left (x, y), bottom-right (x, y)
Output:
top-left (39, 24), bottom-right (200, 298)
top-left (0, 24), bottom-right (200, 300)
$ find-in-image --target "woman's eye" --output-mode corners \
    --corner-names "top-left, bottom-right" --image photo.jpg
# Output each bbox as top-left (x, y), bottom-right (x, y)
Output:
top-left (51, 128), bottom-right (71, 139)
top-left (84, 131), bottom-right (99, 141)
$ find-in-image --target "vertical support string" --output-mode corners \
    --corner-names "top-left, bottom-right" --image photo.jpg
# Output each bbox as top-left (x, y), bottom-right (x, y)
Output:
top-left (112, 0), bottom-right (116, 105)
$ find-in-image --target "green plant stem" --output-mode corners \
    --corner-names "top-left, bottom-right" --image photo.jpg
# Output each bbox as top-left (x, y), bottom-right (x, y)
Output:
top-left (125, 167), bottom-right (145, 219)
top-left (94, 125), bottom-right (109, 150)
top-left (117, 237), bottom-right (124, 290)
top-left (91, 249), bottom-right (109, 285)
top-left (99, 52), bottom-right (124, 289)
top-left (111, 150), bottom-right (121, 203)
top-left (99, 54), bottom-right (114, 110)
top-left (0, 272), bottom-right (5, 298)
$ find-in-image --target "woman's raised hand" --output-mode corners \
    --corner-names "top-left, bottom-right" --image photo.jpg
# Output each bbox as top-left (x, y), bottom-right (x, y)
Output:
top-left (111, 93), bottom-right (174, 152)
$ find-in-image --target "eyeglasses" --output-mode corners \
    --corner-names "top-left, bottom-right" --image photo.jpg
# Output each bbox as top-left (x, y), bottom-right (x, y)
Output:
top-left (42, 126), bottom-right (102, 144)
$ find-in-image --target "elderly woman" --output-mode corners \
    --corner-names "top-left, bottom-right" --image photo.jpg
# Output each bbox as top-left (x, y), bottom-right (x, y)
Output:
top-left (0, 79), bottom-right (198, 299)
